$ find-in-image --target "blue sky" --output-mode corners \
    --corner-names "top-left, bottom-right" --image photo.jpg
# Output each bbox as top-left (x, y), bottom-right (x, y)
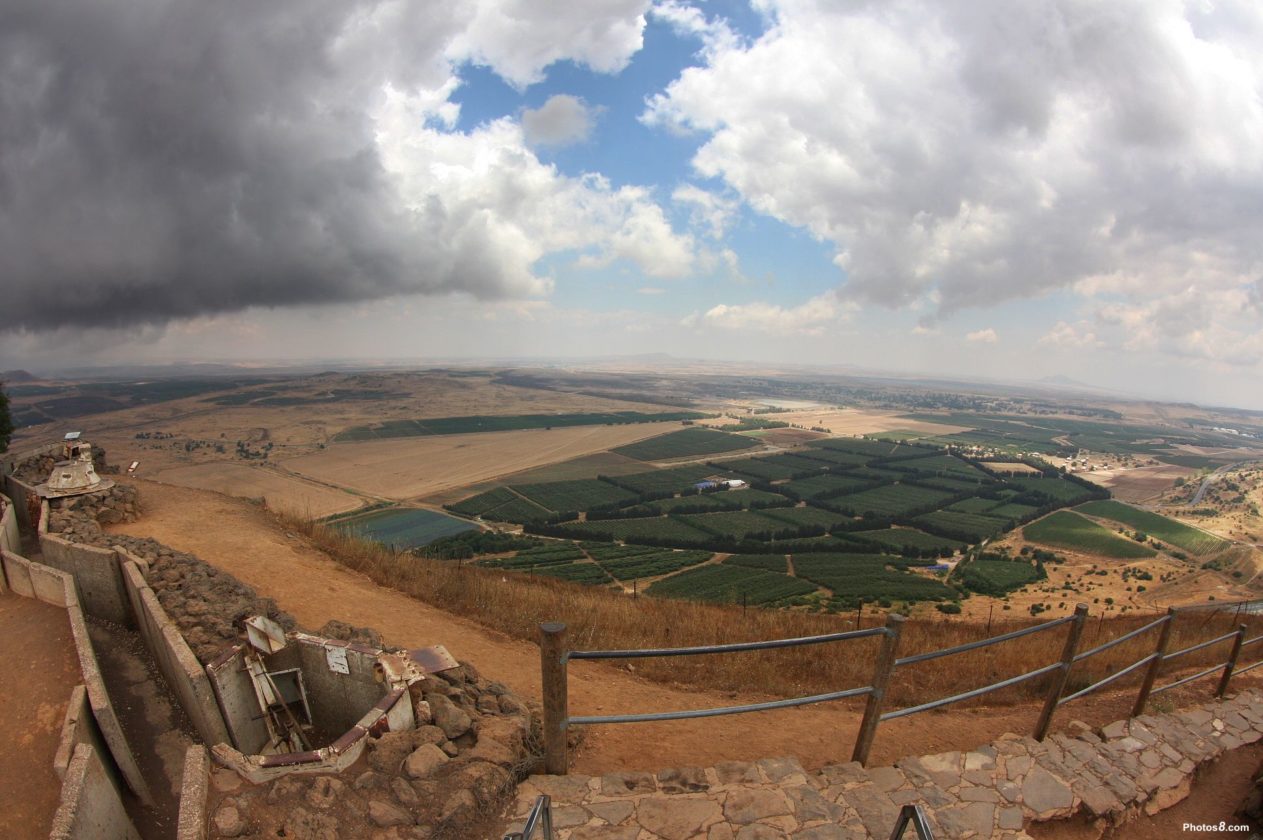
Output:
top-left (3, 1), bottom-right (1262, 409)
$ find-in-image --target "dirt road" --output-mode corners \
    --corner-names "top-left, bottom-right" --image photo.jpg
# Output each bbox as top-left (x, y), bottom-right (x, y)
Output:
top-left (107, 480), bottom-right (1246, 774)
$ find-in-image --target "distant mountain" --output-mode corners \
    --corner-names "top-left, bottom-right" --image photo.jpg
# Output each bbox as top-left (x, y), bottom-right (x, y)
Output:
top-left (1038, 374), bottom-right (1095, 388)
top-left (1, 369), bottom-right (37, 383)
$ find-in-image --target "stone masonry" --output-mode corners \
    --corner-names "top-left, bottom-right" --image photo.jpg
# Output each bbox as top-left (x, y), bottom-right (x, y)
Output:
top-left (504, 687), bottom-right (1263, 839)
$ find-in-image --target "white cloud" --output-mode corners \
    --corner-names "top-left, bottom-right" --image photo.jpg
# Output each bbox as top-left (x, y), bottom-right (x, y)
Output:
top-left (672, 184), bottom-right (739, 237)
top-left (1039, 321), bottom-right (1102, 349)
top-left (522, 95), bottom-right (598, 148)
top-left (966, 328), bottom-right (998, 344)
top-left (637, 286), bottom-right (666, 295)
top-left (644, 0), bottom-right (1263, 360)
top-left (684, 292), bottom-right (849, 335)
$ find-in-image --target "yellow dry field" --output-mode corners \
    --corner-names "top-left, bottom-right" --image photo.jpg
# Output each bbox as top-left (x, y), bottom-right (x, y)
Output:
top-left (1079, 464), bottom-right (1196, 503)
top-left (983, 462), bottom-right (1043, 475)
top-left (150, 462), bottom-right (364, 518)
top-left (278, 423), bottom-right (678, 500)
top-left (697, 408), bottom-right (970, 437)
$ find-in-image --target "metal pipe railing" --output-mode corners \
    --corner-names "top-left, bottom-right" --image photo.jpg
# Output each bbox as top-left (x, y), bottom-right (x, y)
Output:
top-left (889, 803), bottom-right (936, 840)
top-left (537, 596), bottom-right (1263, 774)
top-left (503, 795), bottom-right (554, 840)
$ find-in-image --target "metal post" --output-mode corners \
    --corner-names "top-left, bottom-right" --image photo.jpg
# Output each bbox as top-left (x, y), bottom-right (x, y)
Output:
top-left (540, 622), bottom-right (569, 775)
top-left (1033, 604), bottom-right (1088, 741)
top-left (1133, 607), bottom-right (1176, 717)
top-left (852, 613), bottom-right (905, 766)
top-left (1216, 624), bottom-right (1248, 698)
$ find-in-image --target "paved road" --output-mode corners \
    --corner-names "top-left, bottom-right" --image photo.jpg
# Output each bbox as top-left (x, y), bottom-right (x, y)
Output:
top-left (1189, 461), bottom-right (1245, 506)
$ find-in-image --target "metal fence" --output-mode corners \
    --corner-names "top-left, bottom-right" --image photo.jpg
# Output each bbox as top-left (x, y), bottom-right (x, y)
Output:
top-left (539, 598), bottom-right (1263, 774)
top-left (503, 795), bottom-right (553, 840)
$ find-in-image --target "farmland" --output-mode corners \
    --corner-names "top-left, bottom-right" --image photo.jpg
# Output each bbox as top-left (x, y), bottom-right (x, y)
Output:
top-left (791, 554), bottom-right (955, 606)
top-left (613, 428), bottom-right (759, 461)
top-left (151, 462), bottom-right (362, 518)
top-left (598, 549), bottom-right (713, 581)
top-left (1022, 511), bottom-right (1157, 558)
top-left (913, 510), bottom-right (1009, 542)
top-left (1075, 500), bottom-right (1230, 555)
top-left (512, 479), bottom-right (639, 512)
top-left (602, 464), bottom-right (716, 494)
top-left (334, 410), bottom-right (706, 441)
top-left (829, 484), bottom-right (954, 517)
top-left (957, 557), bottom-right (1045, 596)
top-left (645, 564), bottom-right (817, 605)
top-left (851, 528), bottom-right (964, 554)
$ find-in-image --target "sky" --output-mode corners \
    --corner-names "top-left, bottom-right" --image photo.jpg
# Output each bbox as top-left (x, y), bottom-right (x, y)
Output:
top-left (2, 1), bottom-right (1263, 409)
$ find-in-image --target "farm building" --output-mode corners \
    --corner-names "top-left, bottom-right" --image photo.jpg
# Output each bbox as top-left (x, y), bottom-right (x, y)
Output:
top-left (724, 479), bottom-right (749, 489)
top-left (695, 480), bottom-right (719, 490)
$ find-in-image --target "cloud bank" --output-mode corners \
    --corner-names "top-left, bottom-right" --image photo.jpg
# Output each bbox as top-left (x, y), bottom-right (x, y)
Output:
top-left (0, 0), bottom-right (675, 331)
top-left (647, 0), bottom-right (1263, 360)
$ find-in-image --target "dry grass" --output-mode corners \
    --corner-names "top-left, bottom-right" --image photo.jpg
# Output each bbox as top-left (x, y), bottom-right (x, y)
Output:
top-left (278, 512), bottom-right (1263, 710)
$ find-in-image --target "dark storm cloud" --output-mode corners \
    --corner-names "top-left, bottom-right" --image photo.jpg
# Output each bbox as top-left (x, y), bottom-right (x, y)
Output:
top-left (0, 0), bottom-right (613, 331)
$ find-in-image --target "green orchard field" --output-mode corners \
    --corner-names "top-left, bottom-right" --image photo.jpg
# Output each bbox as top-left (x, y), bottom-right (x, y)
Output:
top-left (1022, 511), bottom-right (1157, 558)
top-left (1075, 500), bottom-right (1229, 555)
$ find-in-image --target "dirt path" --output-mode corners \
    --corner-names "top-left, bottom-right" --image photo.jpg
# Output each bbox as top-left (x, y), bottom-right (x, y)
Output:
top-left (106, 480), bottom-right (1257, 775)
top-left (0, 594), bottom-right (80, 839)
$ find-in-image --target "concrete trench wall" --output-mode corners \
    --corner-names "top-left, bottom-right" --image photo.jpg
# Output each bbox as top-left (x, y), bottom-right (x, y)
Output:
top-left (48, 744), bottom-right (141, 840)
top-left (0, 548), bottom-right (147, 837)
top-left (207, 646), bottom-right (271, 754)
top-left (0, 492), bottom-right (19, 554)
top-left (3, 472), bottom-right (41, 532)
top-left (39, 532), bottom-right (132, 626)
top-left (117, 555), bottom-right (231, 747)
top-left (176, 746), bottom-right (210, 840)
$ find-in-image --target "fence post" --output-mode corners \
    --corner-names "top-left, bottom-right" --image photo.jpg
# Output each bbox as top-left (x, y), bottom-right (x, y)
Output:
top-left (540, 622), bottom-right (569, 775)
top-left (1033, 604), bottom-right (1088, 741)
top-left (1216, 624), bottom-right (1248, 698)
top-left (851, 612), bottom-right (904, 766)
top-left (1133, 607), bottom-right (1176, 717)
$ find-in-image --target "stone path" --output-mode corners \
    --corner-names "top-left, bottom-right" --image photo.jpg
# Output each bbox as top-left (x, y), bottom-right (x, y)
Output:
top-left (503, 688), bottom-right (1263, 839)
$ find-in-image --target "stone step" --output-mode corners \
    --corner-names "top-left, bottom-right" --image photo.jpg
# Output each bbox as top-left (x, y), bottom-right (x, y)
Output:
top-left (503, 687), bottom-right (1263, 839)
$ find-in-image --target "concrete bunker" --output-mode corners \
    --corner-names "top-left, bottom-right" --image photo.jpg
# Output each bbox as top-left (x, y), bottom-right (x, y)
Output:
top-left (36, 433), bottom-right (114, 500)
top-left (207, 616), bottom-right (459, 783)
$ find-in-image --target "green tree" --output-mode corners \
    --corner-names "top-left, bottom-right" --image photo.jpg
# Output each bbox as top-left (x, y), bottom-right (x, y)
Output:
top-left (0, 381), bottom-right (13, 454)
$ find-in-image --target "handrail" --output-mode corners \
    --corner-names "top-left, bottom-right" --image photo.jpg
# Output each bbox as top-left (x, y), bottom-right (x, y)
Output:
top-left (895, 616), bottom-right (1072, 668)
top-left (503, 795), bottom-right (553, 840)
top-left (1152, 663), bottom-right (1225, 695)
top-left (1163, 631), bottom-right (1238, 662)
top-left (1073, 616), bottom-right (1169, 662)
top-left (537, 600), bottom-right (1263, 774)
top-left (881, 663), bottom-right (1061, 721)
top-left (567, 625), bottom-right (888, 661)
top-left (568, 685), bottom-right (873, 726)
top-left (889, 803), bottom-right (936, 840)
top-left (1058, 653), bottom-right (1157, 705)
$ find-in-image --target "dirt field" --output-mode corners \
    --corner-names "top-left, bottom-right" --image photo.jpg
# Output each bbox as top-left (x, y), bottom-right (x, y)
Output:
top-left (150, 462), bottom-right (364, 517)
top-left (697, 407), bottom-right (971, 437)
top-left (1080, 463), bottom-right (1196, 503)
top-left (278, 423), bottom-right (680, 500)
top-left (105, 480), bottom-right (1263, 778)
top-left (985, 462), bottom-right (1044, 475)
top-left (0, 595), bottom-right (79, 840)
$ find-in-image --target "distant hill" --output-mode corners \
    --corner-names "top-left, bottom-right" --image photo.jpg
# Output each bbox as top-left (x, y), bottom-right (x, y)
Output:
top-left (1, 370), bottom-right (37, 383)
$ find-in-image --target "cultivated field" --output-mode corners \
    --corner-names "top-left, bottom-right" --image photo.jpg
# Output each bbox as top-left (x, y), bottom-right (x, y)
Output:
top-left (279, 424), bottom-right (674, 500)
top-left (151, 462), bottom-right (363, 518)
top-left (1076, 500), bottom-right (1230, 556)
top-left (1079, 463), bottom-right (1197, 503)
top-left (1023, 511), bottom-right (1157, 559)
top-left (700, 407), bottom-right (971, 437)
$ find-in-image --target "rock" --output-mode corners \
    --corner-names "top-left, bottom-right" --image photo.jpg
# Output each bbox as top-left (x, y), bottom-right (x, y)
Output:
top-left (1022, 766), bottom-right (1074, 817)
top-left (637, 797), bottom-right (724, 840)
top-left (468, 716), bottom-right (526, 767)
top-left (601, 771), bottom-right (657, 796)
top-left (429, 694), bottom-right (473, 739)
top-left (267, 776), bottom-right (307, 805)
top-left (714, 761), bottom-right (760, 784)
top-left (938, 802), bottom-right (995, 838)
top-left (456, 761), bottom-right (512, 805)
top-left (439, 789), bottom-right (477, 824)
top-left (588, 800), bottom-right (635, 825)
top-left (657, 766), bottom-right (709, 794)
top-left (305, 776), bottom-right (345, 809)
top-left (353, 770), bottom-right (388, 791)
top-left (391, 776), bottom-right (419, 809)
top-left (404, 743), bottom-right (449, 779)
top-left (413, 700), bottom-right (433, 725)
top-left (368, 731), bottom-right (417, 774)
top-left (723, 788), bottom-right (791, 825)
top-left (476, 694), bottom-right (501, 714)
top-left (440, 740), bottom-right (460, 758)
top-left (283, 806), bottom-right (340, 840)
top-left (213, 802), bottom-right (246, 838)
top-left (571, 828), bottom-right (639, 840)
top-left (499, 694), bottom-right (529, 716)
top-left (210, 769), bottom-right (243, 793)
top-left (734, 825), bottom-right (782, 839)
top-left (414, 725), bottom-right (445, 746)
top-left (793, 826), bottom-right (851, 839)
top-left (369, 799), bottom-right (413, 828)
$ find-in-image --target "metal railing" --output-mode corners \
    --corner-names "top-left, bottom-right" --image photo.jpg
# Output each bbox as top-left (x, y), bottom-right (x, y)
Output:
top-left (503, 795), bottom-right (553, 840)
top-left (538, 597), bottom-right (1263, 773)
top-left (889, 804), bottom-right (936, 840)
